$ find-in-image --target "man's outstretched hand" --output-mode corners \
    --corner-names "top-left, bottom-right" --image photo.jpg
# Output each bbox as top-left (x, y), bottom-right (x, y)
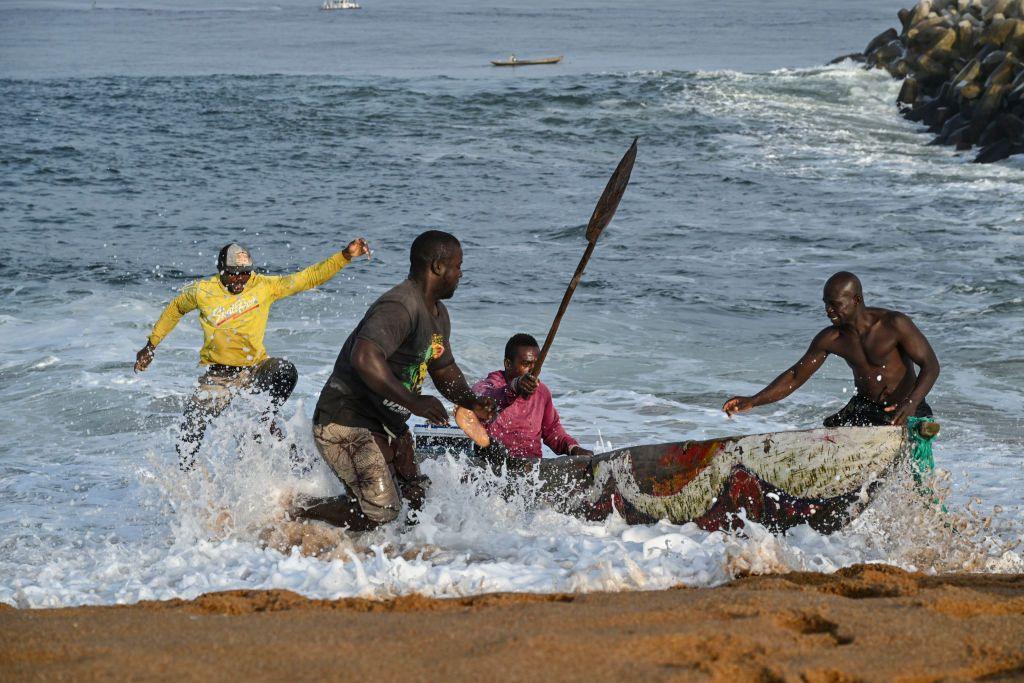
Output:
top-left (722, 396), bottom-right (755, 417)
top-left (343, 237), bottom-right (372, 260)
top-left (570, 445), bottom-right (594, 457)
top-left (134, 342), bottom-right (156, 373)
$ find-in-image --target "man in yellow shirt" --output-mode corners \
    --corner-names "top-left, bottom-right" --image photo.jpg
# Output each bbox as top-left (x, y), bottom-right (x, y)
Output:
top-left (134, 239), bottom-right (370, 469)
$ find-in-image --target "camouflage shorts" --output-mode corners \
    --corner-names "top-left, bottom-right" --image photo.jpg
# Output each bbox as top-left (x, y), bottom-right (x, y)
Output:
top-left (312, 422), bottom-right (418, 525)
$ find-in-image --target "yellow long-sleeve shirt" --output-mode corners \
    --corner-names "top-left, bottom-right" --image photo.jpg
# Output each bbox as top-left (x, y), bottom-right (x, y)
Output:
top-left (148, 250), bottom-right (351, 367)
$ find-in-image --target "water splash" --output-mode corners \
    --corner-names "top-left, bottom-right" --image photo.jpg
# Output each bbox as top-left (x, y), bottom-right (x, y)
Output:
top-left (120, 421), bottom-right (1023, 609)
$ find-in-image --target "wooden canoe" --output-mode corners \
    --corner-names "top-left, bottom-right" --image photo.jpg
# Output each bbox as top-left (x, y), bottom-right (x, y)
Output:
top-left (491, 56), bottom-right (563, 67)
top-left (415, 424), bottom-right (935, 534)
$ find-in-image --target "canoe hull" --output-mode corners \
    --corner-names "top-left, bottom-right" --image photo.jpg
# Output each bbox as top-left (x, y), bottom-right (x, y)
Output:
top-left (491, 56), bottom-right (563, 67)
top-left (415, 426), bottom-right (910, 534)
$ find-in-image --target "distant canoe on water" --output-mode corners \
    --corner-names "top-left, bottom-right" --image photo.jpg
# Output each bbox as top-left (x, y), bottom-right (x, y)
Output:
top-left (320, 0), bottom-right (360, 9)
top-left (491, 55), bottom-right (563, 67)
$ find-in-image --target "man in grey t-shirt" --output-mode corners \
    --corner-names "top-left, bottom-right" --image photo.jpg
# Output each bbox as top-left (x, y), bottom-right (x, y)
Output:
top-left (295, 230), bottom-right (495, 530)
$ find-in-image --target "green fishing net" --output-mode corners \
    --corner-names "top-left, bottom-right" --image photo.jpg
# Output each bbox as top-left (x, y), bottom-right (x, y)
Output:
top-left (907, 416), bottom-right (937, 476)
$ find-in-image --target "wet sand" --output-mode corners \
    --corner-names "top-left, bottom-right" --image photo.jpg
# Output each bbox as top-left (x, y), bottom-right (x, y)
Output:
top-left (2, 564), bottom-right (1023, 682)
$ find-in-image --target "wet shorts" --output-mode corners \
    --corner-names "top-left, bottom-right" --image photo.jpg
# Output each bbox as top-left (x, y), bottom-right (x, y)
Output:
top-left (188, 357), bottom-right (298, 418)
top-left (311, 421), bottom-right (418, 525)
top-left (823, 394), bottom-right (933, 428)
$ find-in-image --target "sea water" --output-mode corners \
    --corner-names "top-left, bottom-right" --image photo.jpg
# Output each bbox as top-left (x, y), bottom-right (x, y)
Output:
top-left (1, 0), bottom-right (1022, 608)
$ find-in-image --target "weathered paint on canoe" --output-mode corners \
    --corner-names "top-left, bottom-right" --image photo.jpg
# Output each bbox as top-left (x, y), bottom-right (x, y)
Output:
top-left (595, 428), bottom-right (902, 518)
top-left (577, 427), bottom-right (907, 532)
top-left (415, 425), bottom-right (918, 534)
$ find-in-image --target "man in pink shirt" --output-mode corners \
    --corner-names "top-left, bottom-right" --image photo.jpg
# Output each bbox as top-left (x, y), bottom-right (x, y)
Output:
top-left (472, 334), bottom-right (593, 459)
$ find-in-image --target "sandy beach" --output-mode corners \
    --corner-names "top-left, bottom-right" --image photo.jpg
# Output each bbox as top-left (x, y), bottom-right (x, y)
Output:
top-left (2, 564), bottom-right (1023, 682)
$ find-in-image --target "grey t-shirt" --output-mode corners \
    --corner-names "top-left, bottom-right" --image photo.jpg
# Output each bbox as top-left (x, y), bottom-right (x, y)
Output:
top-left (315, 279), bottom-right (454, 435)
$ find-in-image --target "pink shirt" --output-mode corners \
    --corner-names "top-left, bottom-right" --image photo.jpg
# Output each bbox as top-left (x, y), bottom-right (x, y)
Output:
top-left (472, 370), bottom-right (579, 459)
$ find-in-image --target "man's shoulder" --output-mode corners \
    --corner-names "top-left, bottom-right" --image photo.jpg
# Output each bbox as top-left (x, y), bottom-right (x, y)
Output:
top-left (249, 272), bottom-right (278, 286)
top-left (357, 282), bottom-right (415, 321)
top-left (811, 326), bottom-right (843, 347)
top-left (186, 276), bottom-right (218, 296)
top-left (353, 283), bottom-right (416, 344)
top-left (372, 280), bottom-right (418, 308)
top-left (871, 307), bottom-right (913, 328)
top-left (482, 370), bottom-right (506, 387)
top-left (473, 370), bottom-right (505, 392)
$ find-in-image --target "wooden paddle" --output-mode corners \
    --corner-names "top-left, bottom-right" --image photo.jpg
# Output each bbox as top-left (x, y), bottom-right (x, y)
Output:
top-left (456, 138), bottom-right (638, 448)
top-left (532, 136), bottom-right (638, 379)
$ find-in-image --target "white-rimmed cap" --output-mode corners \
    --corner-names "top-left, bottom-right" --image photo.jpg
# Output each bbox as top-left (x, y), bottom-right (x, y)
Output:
top-left (217, 243), bottom-right (253, 274)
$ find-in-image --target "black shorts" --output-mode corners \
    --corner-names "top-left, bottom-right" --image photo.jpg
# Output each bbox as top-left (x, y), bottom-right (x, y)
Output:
top-left (823, 394), bottom-right (933, 428)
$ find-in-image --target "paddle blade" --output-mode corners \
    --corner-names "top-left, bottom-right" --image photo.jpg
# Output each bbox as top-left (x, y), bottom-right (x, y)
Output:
top-left (585, 137), bottom-right (638, 243)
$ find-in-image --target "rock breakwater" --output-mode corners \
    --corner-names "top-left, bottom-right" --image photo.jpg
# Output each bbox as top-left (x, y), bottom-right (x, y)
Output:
top-left (854, 0), bottom-right (1024, 162)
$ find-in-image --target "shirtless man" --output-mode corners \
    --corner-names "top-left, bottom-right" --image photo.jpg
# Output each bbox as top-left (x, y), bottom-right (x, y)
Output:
top-left (722, 272), bottom-right (939, 427)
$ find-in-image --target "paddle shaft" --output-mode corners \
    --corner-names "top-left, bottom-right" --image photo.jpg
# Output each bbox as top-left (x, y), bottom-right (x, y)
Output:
top-left (532, 240), bottom-right (597, 379)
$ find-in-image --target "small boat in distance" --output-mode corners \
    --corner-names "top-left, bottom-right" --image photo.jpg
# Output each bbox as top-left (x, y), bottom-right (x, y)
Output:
top-left (491, 55), bottom-right (563, 67)
top-left (321, 0), bottom-right (361, 9)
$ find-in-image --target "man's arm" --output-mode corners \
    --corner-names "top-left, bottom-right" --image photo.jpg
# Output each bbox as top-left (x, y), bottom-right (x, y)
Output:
top-left (722, 330), bottom-right (832, 416)
top-left (351, 339), bottom-right (450, 425)
top-left (134, 285), bottom-right (199, 372)
top-left (884, 314), bottom-right (940, 425)
top-left (270, 238), bottom-right (370, 301)
top-left (430, 362), bottom-right (495, 422)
